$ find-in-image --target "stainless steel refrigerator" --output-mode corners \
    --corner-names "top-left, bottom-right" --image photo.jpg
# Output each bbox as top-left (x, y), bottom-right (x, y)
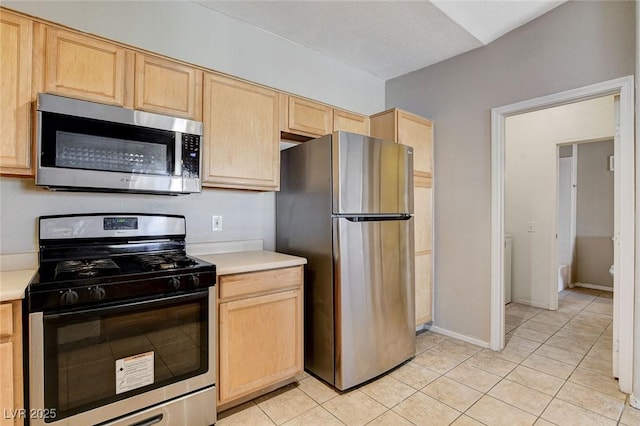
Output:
top-left (276, 131), bottom-right (415, 390)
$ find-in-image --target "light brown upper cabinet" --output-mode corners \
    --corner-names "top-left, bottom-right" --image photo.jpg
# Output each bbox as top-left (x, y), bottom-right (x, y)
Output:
top-left (281, 94), bottom-right (333, 138)
top-left (39, 26), bottom-right (132, 107)
top-left (0, 10), bottom-right (33, 176)
top-left (370, 108), bottom-right (434, 325)
top-left (134, 53), bottom-right (202, 120)
top-left (370, 109), bottom-right (433, 177)
top-left (202, 73), bottom-right (280, 191)
top-left (333, 109), bottom-right (369, 135)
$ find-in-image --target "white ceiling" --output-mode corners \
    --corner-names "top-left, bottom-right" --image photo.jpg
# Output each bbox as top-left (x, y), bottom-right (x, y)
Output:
top-left (194, 0), bottom-right (567, 80)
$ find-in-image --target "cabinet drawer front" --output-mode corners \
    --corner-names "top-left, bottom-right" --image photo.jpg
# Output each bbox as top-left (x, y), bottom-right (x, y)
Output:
top-left (0, 303), bottom-right (13, 338)
top-left (219, 266), bottom-right (302, 300)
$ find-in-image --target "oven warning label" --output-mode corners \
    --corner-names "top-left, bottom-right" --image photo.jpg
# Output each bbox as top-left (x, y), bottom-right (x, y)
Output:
top-left (115, 351), bottom-right (154, 394)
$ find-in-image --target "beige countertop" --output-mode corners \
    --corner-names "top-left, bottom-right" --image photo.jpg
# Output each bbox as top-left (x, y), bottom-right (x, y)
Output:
top-left (0, 269), bottom-right (35, 301)
top-left (195, 250), bottom-right (307, 275)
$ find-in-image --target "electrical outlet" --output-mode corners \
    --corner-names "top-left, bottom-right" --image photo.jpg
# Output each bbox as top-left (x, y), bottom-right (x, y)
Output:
top-left (212, 215), bottom-right (223, 232)
top-left (527, 221), bottom-right (536, 233)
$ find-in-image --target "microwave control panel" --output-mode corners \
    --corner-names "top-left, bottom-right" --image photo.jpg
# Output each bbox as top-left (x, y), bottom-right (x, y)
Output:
top-left (181, 134), bottom-right (201, 178)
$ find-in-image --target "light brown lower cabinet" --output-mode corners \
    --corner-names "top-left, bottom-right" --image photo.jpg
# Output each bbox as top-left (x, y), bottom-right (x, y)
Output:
top-left (217, 266), bottom-right (303, 410)
top-left (0, 301), bottom-right (23, 426)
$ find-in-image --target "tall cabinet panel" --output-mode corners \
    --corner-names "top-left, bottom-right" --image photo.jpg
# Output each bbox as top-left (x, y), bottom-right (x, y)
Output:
top-left (0, 11), bottom-right (33, 176)
top-left (370, 108), bottom-right (434, 325)
top-left (202, 73), bottom-right (280, 191)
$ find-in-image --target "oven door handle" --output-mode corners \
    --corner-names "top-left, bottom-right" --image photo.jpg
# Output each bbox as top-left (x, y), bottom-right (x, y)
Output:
top-left (43, 289), bottom-right (209, 320)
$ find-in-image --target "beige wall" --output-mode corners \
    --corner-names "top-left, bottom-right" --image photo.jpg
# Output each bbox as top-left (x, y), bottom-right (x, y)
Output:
top-left (386, 0), bottom-right (635, 343)
top-left (505, 97), bottom-right (614, 307)
top-left (575, 140), bottom-right (615, 287)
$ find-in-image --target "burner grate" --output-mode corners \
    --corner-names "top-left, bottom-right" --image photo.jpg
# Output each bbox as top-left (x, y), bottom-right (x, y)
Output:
top-left (137, 253), bottom-right (197, 272)
top-left (54, 258), bottom-right (121, 281)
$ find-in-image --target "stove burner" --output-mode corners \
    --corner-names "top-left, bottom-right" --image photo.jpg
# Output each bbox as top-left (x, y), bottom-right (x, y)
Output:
top-left (137, 253), bottom-right (197, 272)
top-left (54, 258), bottom-right (121, 281)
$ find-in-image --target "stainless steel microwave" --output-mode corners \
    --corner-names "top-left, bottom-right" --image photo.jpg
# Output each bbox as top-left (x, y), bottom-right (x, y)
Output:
top-left (35, 93), bottom-right (203, 195)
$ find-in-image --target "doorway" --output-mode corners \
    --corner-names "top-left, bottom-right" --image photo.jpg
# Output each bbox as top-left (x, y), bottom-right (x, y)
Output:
top-left (490, 76), bottom-right (635, 393)
top-left (566, 140), bottom-right (615, 293)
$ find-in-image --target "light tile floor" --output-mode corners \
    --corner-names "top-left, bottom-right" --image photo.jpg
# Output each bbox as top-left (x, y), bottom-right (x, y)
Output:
top-left (218, 288), bottom-right (640, 425)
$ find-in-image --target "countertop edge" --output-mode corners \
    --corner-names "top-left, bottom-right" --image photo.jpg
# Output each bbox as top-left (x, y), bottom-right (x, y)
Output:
top-left (0, 269), bottom-right (36, 302)
top-left (195, 250), bottom-right (307, 276)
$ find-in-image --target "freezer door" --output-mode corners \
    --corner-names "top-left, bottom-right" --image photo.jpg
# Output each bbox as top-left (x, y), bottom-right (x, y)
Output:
top-left (333, 216), bottom-right (415, 390)
top-left (333, 131), bottom-right (413, 215)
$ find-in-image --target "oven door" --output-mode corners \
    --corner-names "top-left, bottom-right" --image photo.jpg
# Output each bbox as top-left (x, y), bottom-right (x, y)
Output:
top-left (29, 290), bottom-right (215, 426)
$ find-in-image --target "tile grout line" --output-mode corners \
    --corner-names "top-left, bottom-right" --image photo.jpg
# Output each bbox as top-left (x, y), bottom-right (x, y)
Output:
top-left (496, 289), bottom-right (616, 425)
top-left (219, 289), bottom-right (623, 426)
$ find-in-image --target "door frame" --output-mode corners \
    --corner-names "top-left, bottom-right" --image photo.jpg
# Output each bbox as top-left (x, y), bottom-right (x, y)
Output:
top-left (489, 76), bottom-right (635, 393)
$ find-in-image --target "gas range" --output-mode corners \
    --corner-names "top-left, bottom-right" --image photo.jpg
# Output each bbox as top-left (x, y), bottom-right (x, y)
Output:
top-left (27, 213), bottom-right (216, 312)
top-left (26, 213), bottom-right (217, 426)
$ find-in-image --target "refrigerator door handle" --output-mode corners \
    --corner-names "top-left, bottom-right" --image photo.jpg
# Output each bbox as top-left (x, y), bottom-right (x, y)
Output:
top-left (340, 214), bottom-right (412, 222)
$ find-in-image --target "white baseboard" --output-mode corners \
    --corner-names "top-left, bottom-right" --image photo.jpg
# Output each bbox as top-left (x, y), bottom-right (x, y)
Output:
top-left (511, 298), bottom-right (550, 309)
top-left (630, 393), bottom-right (640, 409)
top-left (573, 282), bottom-right (614, 292)
top-left (427, 325), bottom-right (490, 349)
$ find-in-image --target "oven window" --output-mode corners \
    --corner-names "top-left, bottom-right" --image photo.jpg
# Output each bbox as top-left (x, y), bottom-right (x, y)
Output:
top-left (43, 292), bottom-right (208, 421)
top-left (40, 112), bottom-right (174, 176)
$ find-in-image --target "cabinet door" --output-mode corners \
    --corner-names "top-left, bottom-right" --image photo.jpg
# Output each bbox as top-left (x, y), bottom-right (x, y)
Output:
top-left (415, 253), bottom-right (433, 325)
top-left (0, 301), bottom-right (23, 426)
top-left (43, 27), bottom-right (130, 106)
top-left (397, 111), bottom-right (432, 177)
top-left (218, 289), bottom-right (302, 404)
top-left (414, 180), bottom-right (433, 325)
top-left (334, 109), bottom-right (369, 135)
top-left (202, 73), bottom-right (279, 190)
top-left (287, 96), bottom-right (333, 137)
top-left (0, 12), bottom-right (33, 176)
top-left (135, 53), bottom-right (202, 120)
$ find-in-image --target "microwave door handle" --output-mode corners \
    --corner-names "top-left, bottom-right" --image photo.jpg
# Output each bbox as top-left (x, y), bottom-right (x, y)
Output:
top-left (174, 132), bottom-right (182, 176)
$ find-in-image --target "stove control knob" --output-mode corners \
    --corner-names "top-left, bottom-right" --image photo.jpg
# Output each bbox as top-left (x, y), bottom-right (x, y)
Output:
top-left (60, 290), bottom-right (79, 305)
top-left (189, 274), bottom-right (200, 287)
top-left (89, 286), bottom-right (106, 301)
top-left (168, 277), bottom-right (181, 290)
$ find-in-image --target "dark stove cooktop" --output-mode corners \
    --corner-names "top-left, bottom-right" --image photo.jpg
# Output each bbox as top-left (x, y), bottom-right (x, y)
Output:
top-left (34, 252), bottom-right (204, 284)
top-left (28, 251), bottom-right (215, 313)
top-left (28, 213), bottom-right (216, 313)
